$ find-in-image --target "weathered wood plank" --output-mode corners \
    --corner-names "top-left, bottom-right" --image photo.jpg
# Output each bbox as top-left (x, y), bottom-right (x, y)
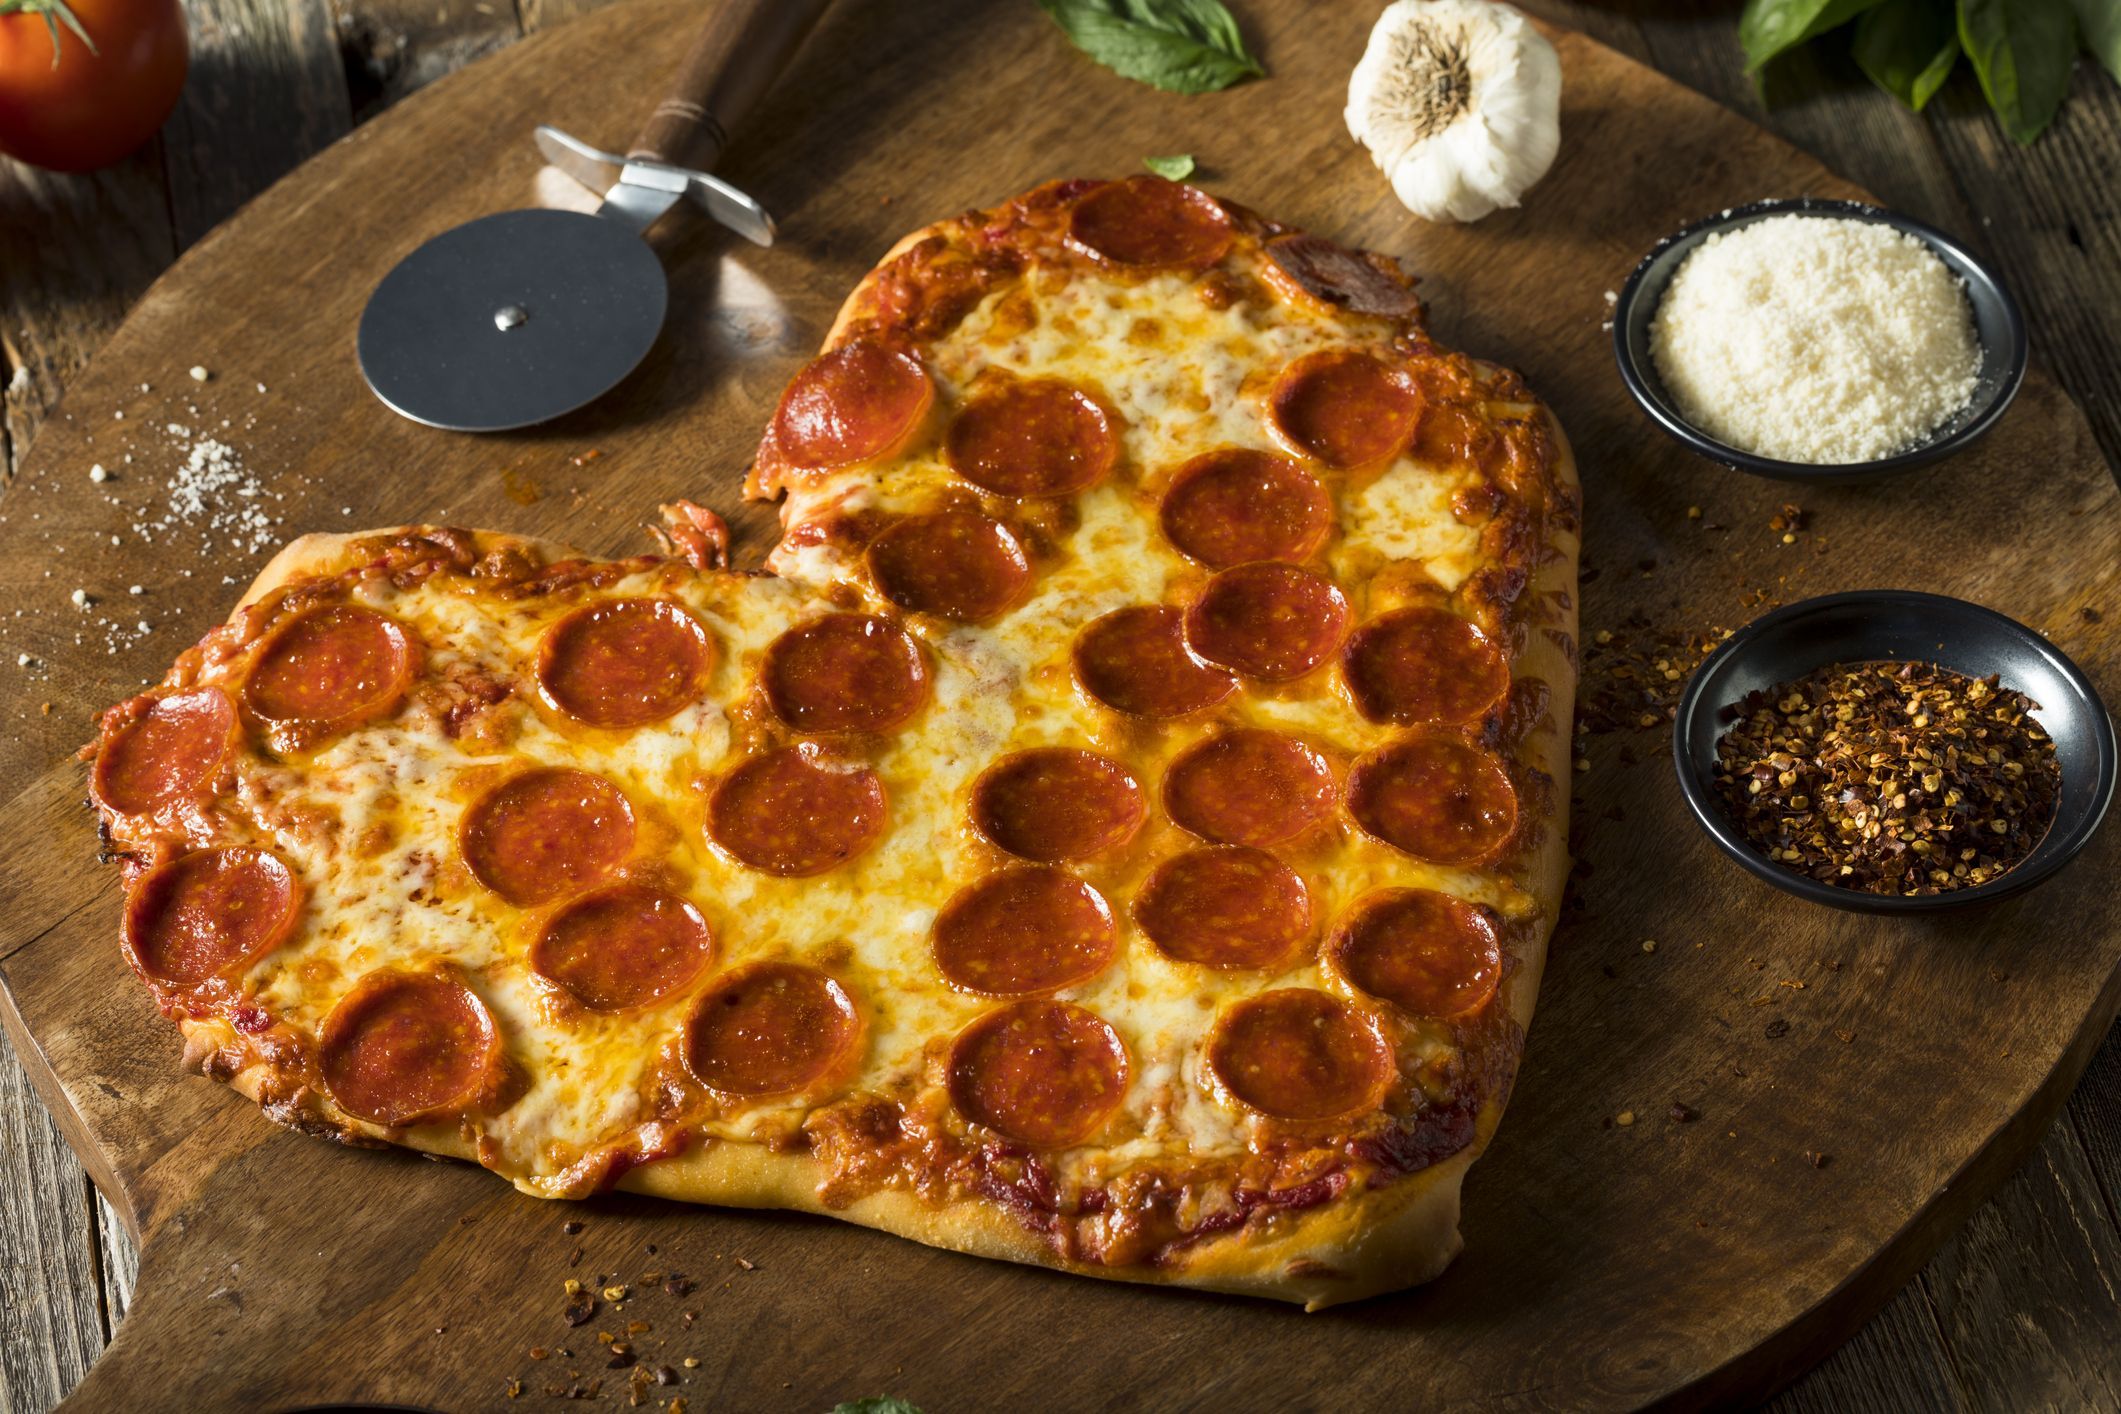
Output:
top-left (2067, 1022), bottom-right (2121, 1232)
top-left (1922, 63), bottom-right (2121, 482)
top-left (0, 1033), bottom-right (106, 1411)
top-left (94, 1196), bottom-right (137, 1333)
top-left (1920, 1118), bottom-right (2121, 1410)
top-left (160, 0), bottom-right (354, 247)
top-left (327, 0), bottom-right (523, 121)
top-left (1767, 1277), bottom-right (1965, 1412)
top-left (0, 150), bottom-right (177, 484)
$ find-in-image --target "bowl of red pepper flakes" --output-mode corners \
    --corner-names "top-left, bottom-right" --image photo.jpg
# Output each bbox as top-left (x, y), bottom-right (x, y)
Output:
top-left (1674, 591), bottom-right (2116, 913)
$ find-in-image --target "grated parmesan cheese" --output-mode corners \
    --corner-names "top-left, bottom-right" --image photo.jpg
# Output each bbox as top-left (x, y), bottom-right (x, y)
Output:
top-left (1650, 215), bottom-right (1980, 464)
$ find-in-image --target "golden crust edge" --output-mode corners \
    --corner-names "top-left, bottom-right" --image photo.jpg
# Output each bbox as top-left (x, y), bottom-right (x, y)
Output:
top-left (177, 202), bottom-right (1580, 1310)
top-left (234, 525), bottom-right (585, 614)
top-left (195, 423), bottom-right (1575, 1311)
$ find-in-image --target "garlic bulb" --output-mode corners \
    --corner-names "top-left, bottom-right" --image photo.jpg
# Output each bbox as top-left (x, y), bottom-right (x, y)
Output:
top-left (1346, 0), bottom-right (1562, 224)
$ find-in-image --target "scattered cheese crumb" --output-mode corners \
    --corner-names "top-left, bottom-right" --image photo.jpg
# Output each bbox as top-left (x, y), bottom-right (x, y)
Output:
top-left (1650, 215), bottom-right (1981, 464)
top-left (189, 365), bottom-right (211, 382)
top-left (129, 585), bottom-right (145, 595)
top-left (70, 589), bottom-right (91, 608)
top-left (89, 463), bottom-right (108, 483)
top-left (15, 653), bottom-right (32, 667)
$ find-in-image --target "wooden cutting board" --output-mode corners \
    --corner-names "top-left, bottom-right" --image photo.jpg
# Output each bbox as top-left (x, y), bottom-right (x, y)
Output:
top-left (1, 0), bottom-right (2116, 1407)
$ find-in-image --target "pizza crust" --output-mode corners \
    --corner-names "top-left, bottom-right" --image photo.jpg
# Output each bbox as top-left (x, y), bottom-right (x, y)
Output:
top-left (121, 187), bottom-right (1580, 1311)
top-left (236, 525), bottom-right (583, 612)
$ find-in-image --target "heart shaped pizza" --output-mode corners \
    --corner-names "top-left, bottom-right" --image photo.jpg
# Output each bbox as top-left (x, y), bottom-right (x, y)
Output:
top-left (88, 177), bottom-right (1578, 1308)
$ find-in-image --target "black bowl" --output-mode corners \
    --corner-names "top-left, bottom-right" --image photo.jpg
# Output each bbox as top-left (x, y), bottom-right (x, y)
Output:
top-left (1613, 198), bottom-right (2027, 484)
top-left (1673, 591), bottom-right (2116, 913)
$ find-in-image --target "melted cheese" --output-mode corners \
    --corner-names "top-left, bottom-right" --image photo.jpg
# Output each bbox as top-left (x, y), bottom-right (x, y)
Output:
top-left (177, 229), bottom-right (1547, 1204)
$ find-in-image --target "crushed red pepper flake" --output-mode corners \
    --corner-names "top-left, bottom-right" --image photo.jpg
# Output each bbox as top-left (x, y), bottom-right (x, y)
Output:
top-left (1712, 660), bottom-right (2059, 896)
top-left (1577, 616), bottom-right (1731, 737)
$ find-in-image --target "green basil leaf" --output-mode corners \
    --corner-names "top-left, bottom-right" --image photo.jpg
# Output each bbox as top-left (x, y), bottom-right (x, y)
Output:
top-left (1143, 153), bottom-right (1197, 179)
top-left (1959, 0), bottom-right (2078, 143)
top-left (1037, 0), bottom-right (1264, 94)
top-left (1739, 0), bottom-right (1889, 72)
top-left (828, 1400), bottom-right (923, 1414)
top-left (2071, 0), bottom-right (2120, 82)
top-left (1853, 0), bottom-right (1961, 109)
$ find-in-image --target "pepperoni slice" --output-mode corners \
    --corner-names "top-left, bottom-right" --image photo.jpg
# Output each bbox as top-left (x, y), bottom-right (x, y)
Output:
top-left (1205, 989), bottom-right (1392, 1122)
top-left (933, 867), bottom-right (1117, 996)
top-left (948, 1000), bottom-right (1130, 1147)
top-left (1267, 350), bottom-right (1422, 469)
top-left (683, 962), bottom-right (860, 1098)
top-left (244, 605), bottom-right (417, 730)
top-left (1327, 889), bottom-right (1502, 1021)
top-left (970, 748), bottom-right (1146, 862)
top-left (708, 745), bottom-right (887, 877)
top-left (1134, 847), bottom-right (1311, 970)
top-left (319, 970), bottom-right (502, 1127)
top-left (122, 846), bottom-right (302, 986)
top-left (536, 598), bottom-right (714, 729)
top-left (1164, 729), bottom-right (1337, 847)
top-left (460, 767), bottom-right (636, 906)
top-left (532, 885), bottom-right (714, 1013)
top-left (1347, 736), bottom-right (1518, 865)
top-left (1073, 606), bottom-right (1235, 719)
top-left (866, 510), bottom-right (1033, 622)
top-left (1184, 563), bottom-right (1350, 681)
top-left (945, 379), bottom-right (1116, 498)
top-left (1343, 607), bottom-right (1510, 727)
top-left (93, 687), bottom-right (236, 815)
top-left (761, 612), bottom-right (928, 734)
top-left (1067, 176), bottom-right (1233, 268)
top-left (769, 340), bottom-right (932, 469)
top-left (1159, 450), bottom-right (1332, 569)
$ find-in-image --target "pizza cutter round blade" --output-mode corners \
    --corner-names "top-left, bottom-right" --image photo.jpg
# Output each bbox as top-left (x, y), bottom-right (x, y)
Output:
top-left (355, 0), bottom-right (834, 433)
top-left (357, 208), bottom-right (669, 433)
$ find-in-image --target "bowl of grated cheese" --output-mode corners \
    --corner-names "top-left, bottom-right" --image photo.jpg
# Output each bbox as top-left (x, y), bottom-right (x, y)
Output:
top-left (1612, 197), bottom-right (2026, 482)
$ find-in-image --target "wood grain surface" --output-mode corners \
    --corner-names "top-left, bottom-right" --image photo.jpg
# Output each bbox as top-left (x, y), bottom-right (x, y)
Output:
top-left (1, 0), bottom-right (2118, 1409)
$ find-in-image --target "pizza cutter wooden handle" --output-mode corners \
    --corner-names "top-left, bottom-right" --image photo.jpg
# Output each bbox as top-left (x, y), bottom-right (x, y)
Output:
top-left (626, 0), bottom-right (835, 170)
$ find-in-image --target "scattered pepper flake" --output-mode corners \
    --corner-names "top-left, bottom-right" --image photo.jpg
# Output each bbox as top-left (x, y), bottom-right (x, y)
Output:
top-left (1669, 1101), bottom-right (1699, 1123)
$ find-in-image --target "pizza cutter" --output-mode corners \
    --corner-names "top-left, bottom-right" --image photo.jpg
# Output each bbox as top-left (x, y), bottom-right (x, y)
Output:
top-left (357, 0), bottom-right (834, 432)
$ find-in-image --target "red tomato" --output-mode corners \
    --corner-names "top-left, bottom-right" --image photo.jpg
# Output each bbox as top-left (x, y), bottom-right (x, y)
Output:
top-left (0, 0), bottom-right (187, 172)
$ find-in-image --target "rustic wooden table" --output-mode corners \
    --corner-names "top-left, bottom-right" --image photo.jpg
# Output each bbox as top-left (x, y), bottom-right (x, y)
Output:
top-left (0, 1), bottom-right (2115, 1408)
